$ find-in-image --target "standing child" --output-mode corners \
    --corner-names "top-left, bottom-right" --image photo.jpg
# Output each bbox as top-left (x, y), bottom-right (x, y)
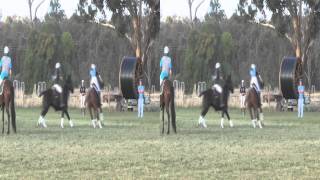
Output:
top-left (80, 80), bottom-right (86, 115)
top-left (138, 79), bottom-right (145, 118)
top-left (297, 79), bottom-right (305, 118)
top-left (240, 80), bottom-right (246, 110)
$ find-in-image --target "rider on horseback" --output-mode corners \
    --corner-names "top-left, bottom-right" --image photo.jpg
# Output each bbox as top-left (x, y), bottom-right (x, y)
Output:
top-left (212, 62), bottom-right (225, 107)
top-left (250, 64), bottom-right (262, 106)
top-left (160, 46), bottom-right (172, 94)
top-left (52, 62), bottom-right (65, 108)
top-left (0, 46), bottom-right (12, 91)
top-left (90, 64), bottom-right (101, 106)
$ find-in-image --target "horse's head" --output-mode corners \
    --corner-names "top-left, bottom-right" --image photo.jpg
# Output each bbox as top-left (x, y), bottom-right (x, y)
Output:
top-left (64, 75), bottom-right (74, 93)
top-left (225, 74), bottom-right (234, 93)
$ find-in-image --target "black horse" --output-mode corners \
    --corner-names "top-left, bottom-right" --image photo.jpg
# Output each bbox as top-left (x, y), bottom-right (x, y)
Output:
top-left (198, 75), bottom-right (234, 128)
top-left (37, 75), bottom-right (74, 128)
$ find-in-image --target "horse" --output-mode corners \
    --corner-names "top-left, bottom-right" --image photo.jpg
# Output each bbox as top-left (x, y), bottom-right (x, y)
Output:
top-left (85, 85), bottom-right (104, 129)
top-left (37, 75), bottom-right (74, 128)
top-left (198, 74), bottom-right (234, 128)
top-left (160, 79), bottom-right (176, 134)
top-left (0, 80), bottom-right (16, 134)
top-left (245, 86), bottom-right (264, 128)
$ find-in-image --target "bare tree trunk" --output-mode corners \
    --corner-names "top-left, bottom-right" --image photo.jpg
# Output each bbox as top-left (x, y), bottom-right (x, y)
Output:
top-left (28, 0), bottom-right (33, 26)
top-left (188, 0), bottom-right (193, 27)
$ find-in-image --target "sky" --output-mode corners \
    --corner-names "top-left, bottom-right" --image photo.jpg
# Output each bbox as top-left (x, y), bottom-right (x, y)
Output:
top-left (0, 0), bottom-right (238, 21)
top-left (0, 0), bottom-right (78, 21)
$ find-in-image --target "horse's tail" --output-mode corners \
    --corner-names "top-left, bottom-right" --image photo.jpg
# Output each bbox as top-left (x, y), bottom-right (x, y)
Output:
top-left (170, 84), bottom-right (176, 132)
top-left (10, 84), bottom-right (16, 132)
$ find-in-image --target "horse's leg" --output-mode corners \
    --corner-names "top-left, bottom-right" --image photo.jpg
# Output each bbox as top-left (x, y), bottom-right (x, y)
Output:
top-left (161, 107), bottom-right (164, 134)
top-left (39, 105), bottom-right (49, 128)
top-left (220, 111), bottom-right (225, 128)
top-left (89, 107), bottom-right (96, 128)
top-left (96, 108), bottom-right (102, 129)
top-left (249, 108), bottom-right (256, 128)
top-left (256, 108), bottom-right (262, 129)
top-left (259, 107), bottom-right (264, 126)
top-left (99, 107), bottom-right (104, 122)
top-left (166, 104), bottom-right (170, 134)
top-left (60, 111), bottom-right (65, 128)
top-left (225, 110), bottom-right (233, 128)
top-left (6, 104), bottom-right (10, 134)
top-left (64, 110), bottom-right (74, 128)
top-left (198, 105), bottom-right (209, 128)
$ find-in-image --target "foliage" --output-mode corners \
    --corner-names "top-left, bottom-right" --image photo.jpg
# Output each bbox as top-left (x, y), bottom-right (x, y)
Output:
top-left (45, 0), bottom-right (66, 22)
top-left (23, 30), bottom-right (56, 92)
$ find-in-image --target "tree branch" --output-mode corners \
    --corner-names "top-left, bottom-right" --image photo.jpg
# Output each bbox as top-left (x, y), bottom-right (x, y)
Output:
top-left (34, 0), bottom-right (46, 20)
top-left (249, 20), bottom-right (293, 44)
top-left (194, 0), bottom-right (205, 20)
top-left (96, 21), bottom-right (133, 44)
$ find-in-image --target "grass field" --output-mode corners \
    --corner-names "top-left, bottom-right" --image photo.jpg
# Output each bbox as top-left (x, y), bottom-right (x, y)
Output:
top-left (1, 107), bottom-right (320, 179)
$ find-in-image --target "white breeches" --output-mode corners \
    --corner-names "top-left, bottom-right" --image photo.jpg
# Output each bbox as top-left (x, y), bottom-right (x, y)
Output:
top-left (80, 95), bottom-right (85, 108)
top-left (250, 77), bottom-right (260, 92)
top-left (240, 95), bottom-right (245, 108)
top-left (90, 77), bottom-right (101, 92)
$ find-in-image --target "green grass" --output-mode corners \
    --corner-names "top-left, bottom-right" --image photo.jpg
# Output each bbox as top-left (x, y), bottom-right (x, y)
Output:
top-left (1, 107), bottom-right (320, 179)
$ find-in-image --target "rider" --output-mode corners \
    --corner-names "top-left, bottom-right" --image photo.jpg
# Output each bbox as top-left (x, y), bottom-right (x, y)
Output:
top-left (90, 64), bottom-right (101, 105)
top-left (0, 46), bottom-right (12, 90)
top-left (250, 64), bottom-right (262, 106)
top-left (160, 46), bottom-right (172, 94)
top-left (212, 62), bottom-right (224, 107)
top-left (52, 62), bottom-right (65, 107)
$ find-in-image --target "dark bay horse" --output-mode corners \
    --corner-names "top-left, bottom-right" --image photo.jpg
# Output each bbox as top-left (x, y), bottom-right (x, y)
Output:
top-left (0, 80), bottom-right (16, 134)
top-left (160, 79), bottom-right (176, 134)
top-left (198, 75), bottom-right (234, 128)
top-left (86, 87), bottom-right (103, 128)
top-left (85, 73), bottom-right (104, 128)
top-left (37, 75), bottom-right (74, 128)
top-left (246, 87), bottom-right (264, 128)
